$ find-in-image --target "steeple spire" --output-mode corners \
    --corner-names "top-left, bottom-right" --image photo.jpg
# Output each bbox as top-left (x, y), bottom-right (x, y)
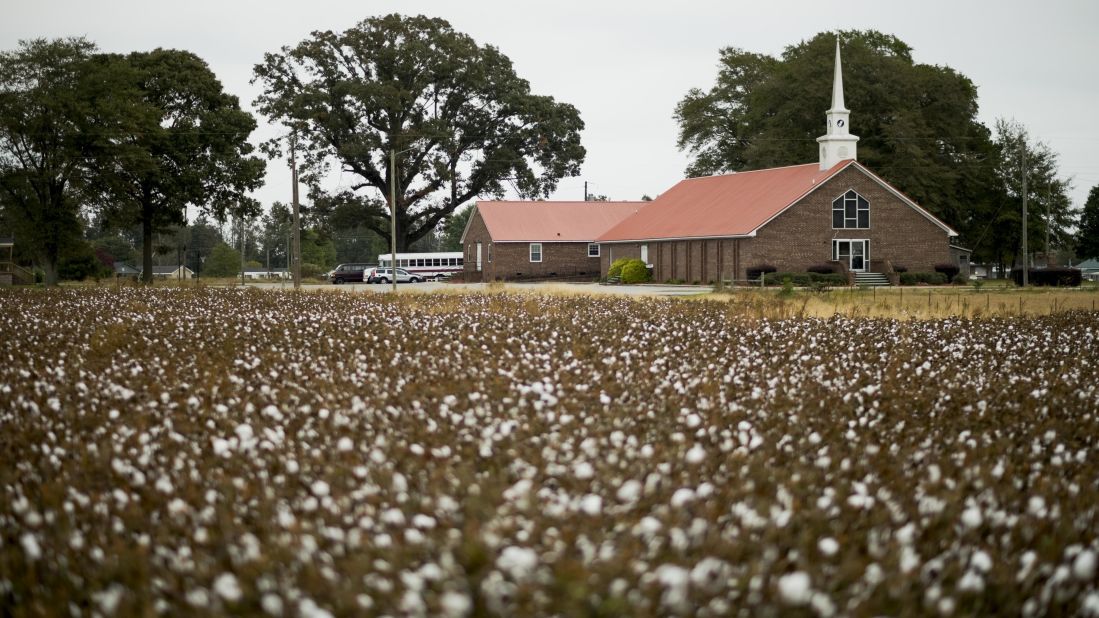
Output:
top-left (817, 36), bottom-right (858, 170)
top-left (831, 37), bottom-right (847, 112)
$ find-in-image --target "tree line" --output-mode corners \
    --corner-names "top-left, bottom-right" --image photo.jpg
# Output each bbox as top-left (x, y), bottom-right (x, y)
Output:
top-left (675, 30), bottom-right (1096, 271)
top-left (0, 14), bottom-right (584, 284)
top-left (3, 22), bottom-right (1096, 285)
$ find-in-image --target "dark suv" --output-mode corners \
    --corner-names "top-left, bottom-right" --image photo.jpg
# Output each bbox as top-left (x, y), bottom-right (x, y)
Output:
top-left (329, 263), bottom-right (371, 284)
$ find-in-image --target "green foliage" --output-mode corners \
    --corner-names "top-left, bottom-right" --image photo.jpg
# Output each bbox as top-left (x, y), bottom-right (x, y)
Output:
top-left (899, 272), bottom-right (948, 285)
top-left (607, 258), bottom-right (630, 279)
top-left (1077, 185), bottom-right (1099, 260)
top-left (300, 262), bottom-right (324, 278)
top-left (619, 259), bottom-right (650, 284)
top-left (952, 274), bottom-right (968, 285)
top-left (59, 241), bottom-right (109, 281)
top-left (984, 119), bottom-right (1075, 269)
top-left (763, 272), bottom-right (847, 286)
top-left (439, 205), bottom-right (473, 252)
top-left (779, 276), bottom-right (795, 297)
top-left (253, 14), bottom-right (586, 251)
top-left (300, 229), bottom-right (337, 270)
top-left (89, 48), bottom-right (265, 283)
top-left (0, 38), bottom-right (125, 284)
top-left (202, 242), bottom-right (241, 277)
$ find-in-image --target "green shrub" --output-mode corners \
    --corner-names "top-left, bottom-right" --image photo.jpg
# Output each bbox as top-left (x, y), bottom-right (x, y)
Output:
top-left (607, 258), bottom-right (630, 279)
top-left (620, 259), bottom-right (650, 284)
top-left (899, 272), bottom-right (948, 285)
top-left (952, 274), bottom-right (968, 285)
top-left (762, 272), bottom-right (846, 286)
top-left (301, 262), bottom-right (324, 278)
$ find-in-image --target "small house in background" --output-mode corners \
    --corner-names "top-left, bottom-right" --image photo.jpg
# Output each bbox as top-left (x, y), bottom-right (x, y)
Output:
top-left (460, 201), bottom-right (642, 282)
top-left (147, 265), bottom-right (195, 279)
top-left (1074, 258), bottom-right (1099, 282)
top-left (114, 263), bottom-right (140, 279)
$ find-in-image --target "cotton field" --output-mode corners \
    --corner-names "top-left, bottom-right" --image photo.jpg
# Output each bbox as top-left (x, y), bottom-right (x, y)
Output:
top-left (1, 288), bottom-right (1097, 617)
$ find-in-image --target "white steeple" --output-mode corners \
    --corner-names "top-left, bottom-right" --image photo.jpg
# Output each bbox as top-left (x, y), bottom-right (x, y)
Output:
top-left (817, 37), bottom-right (859, 170)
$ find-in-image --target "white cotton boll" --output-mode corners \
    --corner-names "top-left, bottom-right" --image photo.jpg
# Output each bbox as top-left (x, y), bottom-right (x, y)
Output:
top-left (670, 488), bottom-right (696, 508)
top-left (440, 591), bottom-right (472, 617)
top-left (261, 593), bottom-right (283, 615)
top-left (961, 507), bottom-right (983, 529)
top-left (957, 570), bottom-right (984, 593)
top-left (777, 572), bottom-right (812, 606)
top-left (412, 514), bottom-right (437, 529)
top-left (811, 592), bottom-right (836, 618)
top-left (235, 424), bottom-right (254, 442)
top-left (685, 413), bottom-right (701, 428)
top-left (155, 476), bottom-right (173, 494)
top-left (685, 444), bottom-right (706, 465)
top-left (392, 473), bottom-right (408, 493)
top-left (337, 437), bottom-right (354, 452)
top-left (212, 438), bottom-right (231, 457)
top-left (573, 462), bottom-right (594, 480)
top-left (497, 546), bottom-right (538, 580)
top-left (616, 480), bottom-right (642, 504)
top-left (1074, 549), bottom-right (1097, 581)
top-left (214, 573), bottom-right (242, 602)
top-left (93, 585), bottom-right (125, 614)
top-left (311, 480), bottom-right (330, 497)
top-left (599, 393), bottom-right (611, 405)
top-left (818, 537), bottom-right (839, 556)
top-left (971, 551), bottom-right (992, 573)
top-left (896, 523), bottom-right (917, 545)
top-left (579, 494), bottom-right (603, 516)
top-left (20, 533), bottom-right (41, 561)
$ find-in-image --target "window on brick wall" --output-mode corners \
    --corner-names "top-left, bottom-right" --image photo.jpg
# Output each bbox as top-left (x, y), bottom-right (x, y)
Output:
top-left (529, 243), bottom-right (542, 262)
top-left (588, 243), bottom-right (600, 257)
top-left (832, 190), bottom-right (869, 229)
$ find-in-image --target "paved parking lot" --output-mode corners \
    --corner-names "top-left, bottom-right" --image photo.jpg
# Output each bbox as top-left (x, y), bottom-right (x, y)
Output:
top-left (249, 281), bottom-right (713, 297)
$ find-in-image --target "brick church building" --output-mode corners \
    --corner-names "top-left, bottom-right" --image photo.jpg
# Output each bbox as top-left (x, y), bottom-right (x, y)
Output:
top-left (464, 41), bottom-right (968, 284)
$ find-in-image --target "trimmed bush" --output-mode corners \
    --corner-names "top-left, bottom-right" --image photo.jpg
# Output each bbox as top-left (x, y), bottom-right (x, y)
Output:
top-left (892, 264), bottom-right (908, 273)
top-left (620, 259), bottom-right (651, 284)
top-left (1011, 267), bottom-right (1082, 287)
top-left (301, 262), bottom-right (324, 278)
top-left (762, 272), bottom-right (847, 286)
top-left (899, 272), bottom-right (948, 285)
top-left (934, 263), bottom-right (960, 281)
top-left (607, 258), bottom-right (630, 279)
top-left (807, 263), bottom-right (836, 274)
top-left (747, 264), bottom-right (777, 281)
top-left (952, 274), bottom-right (968, 285)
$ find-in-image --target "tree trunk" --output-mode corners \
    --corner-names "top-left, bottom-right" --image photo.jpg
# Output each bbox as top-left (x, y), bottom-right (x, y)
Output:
top-left (141, 198), bottom-right (154, 284)
top-left (42, 255), bottom-right (59, 286)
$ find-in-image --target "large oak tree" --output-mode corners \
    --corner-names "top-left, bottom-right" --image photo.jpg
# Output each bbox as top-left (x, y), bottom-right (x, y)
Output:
top-left (92, 49), bottom-right (265, 283)
top-left (0, 39), bottom-right (131, 284)
top-left (252, 14), bottom-right (586, 251)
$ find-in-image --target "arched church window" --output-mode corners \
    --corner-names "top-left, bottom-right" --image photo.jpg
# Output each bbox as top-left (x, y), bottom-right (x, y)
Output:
top-left (832, 190), bottom-right (869, 229)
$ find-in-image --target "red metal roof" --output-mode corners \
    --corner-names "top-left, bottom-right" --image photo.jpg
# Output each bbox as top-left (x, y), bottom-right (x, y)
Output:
top-left (597, 162), bottom-right (852, 242)
top-left (476, 201), bottom-right (643, 242)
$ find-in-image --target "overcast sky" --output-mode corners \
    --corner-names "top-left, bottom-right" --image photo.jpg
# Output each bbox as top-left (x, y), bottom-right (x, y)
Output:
top-left (4, 0), bottom-right (1098, 215)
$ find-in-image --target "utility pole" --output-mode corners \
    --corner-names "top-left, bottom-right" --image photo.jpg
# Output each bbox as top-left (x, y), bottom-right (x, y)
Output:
top-left (584, 181), bottom-right (588, 202)
top-left (389, 149), bottom-right (398, 293)
top-left (240, 213), bottom-right (246, 287)
top-left (290, 131), bottom-right (302, 290)
top-left (1021, 144), bottom-right (1028, 286)
top-left (1046, 186), bottom-right (1052, 267)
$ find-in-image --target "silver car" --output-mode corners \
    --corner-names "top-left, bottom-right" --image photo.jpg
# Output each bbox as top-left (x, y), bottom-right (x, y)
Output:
top-left (366, 267), bottom-right (422, 284)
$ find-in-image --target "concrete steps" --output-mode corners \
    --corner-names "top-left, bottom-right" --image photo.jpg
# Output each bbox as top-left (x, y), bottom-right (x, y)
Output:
top-left (854, 272), bottom-right (890, 287)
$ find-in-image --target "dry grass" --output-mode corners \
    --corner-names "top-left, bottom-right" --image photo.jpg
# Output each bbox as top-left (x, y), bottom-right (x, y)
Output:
top-left (709, 285), bottom-right (1099, 319)
top-left (1, 288), bottom-right (1097, 616)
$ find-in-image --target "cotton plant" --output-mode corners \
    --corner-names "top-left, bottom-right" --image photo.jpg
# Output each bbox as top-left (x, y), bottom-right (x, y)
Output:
top-left (0, 288), bottom-right (1097, 615)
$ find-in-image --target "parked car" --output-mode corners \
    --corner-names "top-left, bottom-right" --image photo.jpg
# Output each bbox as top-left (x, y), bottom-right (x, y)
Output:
top-left (366, 267), bottom-right (422, 284)
top-left (329, 263), bottom-right (371, 284)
